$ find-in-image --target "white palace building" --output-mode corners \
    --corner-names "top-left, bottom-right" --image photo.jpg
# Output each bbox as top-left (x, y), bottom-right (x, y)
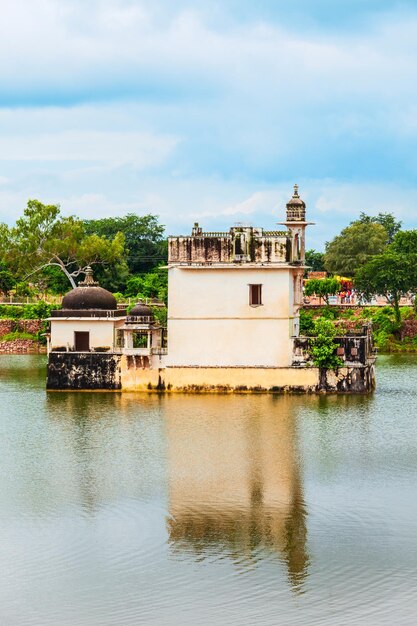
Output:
top-left (47, 186), bottom-right (375, 393)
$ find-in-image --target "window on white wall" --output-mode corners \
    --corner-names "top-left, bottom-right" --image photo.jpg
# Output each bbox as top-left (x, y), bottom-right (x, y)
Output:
top-left (249, 284), bottom-right (262, 306)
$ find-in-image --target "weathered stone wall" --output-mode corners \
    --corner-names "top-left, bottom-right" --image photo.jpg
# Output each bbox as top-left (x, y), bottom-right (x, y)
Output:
top-left (47, 353), bottom-right (122, 390)
top-left (320, 363), bottom-right (376, 393)
top-left (156, 364), bottom-right (375, 394)
top-left (168, 231), bottom-right (288, 264)
top-left (168, 236), bottom-right (233, 264)
top-left (46, 354), bottom-right (376, 393)
top-left (18, 319), bottom-right (44, 334)
top-left (0, 319), bottom-right (45, 353)
top-left (0, 339), bottom-right (45, 353)
top-left (0, 319), bottom-right (43, 337)
top-left (0, 320), bottom-right (15, 335)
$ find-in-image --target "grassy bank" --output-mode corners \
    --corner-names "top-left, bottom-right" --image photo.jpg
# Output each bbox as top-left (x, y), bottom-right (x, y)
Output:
top-left (301, 306), bottom-right (417, 353)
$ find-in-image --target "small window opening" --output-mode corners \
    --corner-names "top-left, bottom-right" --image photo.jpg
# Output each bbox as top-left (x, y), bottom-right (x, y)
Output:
top-left (249, 284), bottom-right (262, 306)
top-left (133, 331), bottom-right (149, 349)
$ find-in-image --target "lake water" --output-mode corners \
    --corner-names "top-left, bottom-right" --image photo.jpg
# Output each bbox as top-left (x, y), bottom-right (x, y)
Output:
top-left (0, 355), bottom-right (416, 625)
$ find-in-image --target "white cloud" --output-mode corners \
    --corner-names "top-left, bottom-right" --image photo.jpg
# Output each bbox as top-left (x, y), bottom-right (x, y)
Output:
top-left (0, 0), bottom-right (417, 110)
top-left (0, 130), bottom-right (179, 167)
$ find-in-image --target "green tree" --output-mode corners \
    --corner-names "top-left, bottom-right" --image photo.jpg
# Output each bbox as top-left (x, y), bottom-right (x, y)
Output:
top-left (390, 230), bottom-right (417, 255)
top-left (304, 277), bottom-right (340, 305)
top-left (0, 262), bottom-right (14, 295)
top-left (2, 200), bottom-right (126, 289)
top-left (358, 212), bottom-right (402, 244)
top-left (84, 214), bottom-right (167, 274)
top-left (354, 252), bottom-right (417, 324)
top-left (324, 222), bottom-right (388, 275)
top-left (310, 317), bottom-right (343, 369)
top-left (305, 249), bottom-right (325, 272)
top-left (125, 268), bottom-right (168, 303)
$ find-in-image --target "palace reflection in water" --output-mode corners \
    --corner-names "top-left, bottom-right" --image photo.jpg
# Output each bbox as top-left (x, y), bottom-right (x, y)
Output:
top-left (2, 356), bottom-right (417, 626)
top-left (166, 396), bottom-right (309, 589)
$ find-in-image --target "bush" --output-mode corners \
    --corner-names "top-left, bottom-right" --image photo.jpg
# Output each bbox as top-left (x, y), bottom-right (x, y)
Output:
top-left (1, 331), bottom-right (36, 341)
top-left (299, 309), bottom-right (315, 335)
top-left (22, 301), bottom-right (53, 319)
top-left (310, 317), bottom-right (343, 369)
top-left (320, 306), bottom-right (337, 320)
top-left (0, 302), bottom-right (53, 320)
top-left (0, 305), bottom-right (24, 319)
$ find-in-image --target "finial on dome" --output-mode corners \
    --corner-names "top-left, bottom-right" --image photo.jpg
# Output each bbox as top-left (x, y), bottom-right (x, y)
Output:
top-left (286, 184), bottom-right (306, 221)
top-left (79, 266), bottom-right (99, 287)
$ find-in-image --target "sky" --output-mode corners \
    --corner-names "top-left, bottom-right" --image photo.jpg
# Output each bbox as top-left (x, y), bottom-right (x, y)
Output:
top-left (1, 0), bottom-right (417, 250)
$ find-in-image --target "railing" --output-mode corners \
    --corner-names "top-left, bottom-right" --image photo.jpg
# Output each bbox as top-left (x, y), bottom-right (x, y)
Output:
top-left (50, 309), bottom-right (126, 318)
top-left (292, 328), bottom-right (375, 366)
top-left (0, 296), bottom-right (62, 305)
top-left (126, 315), bottom-right (155, 324)
top-left (152, 347), bottom-right (168, 355)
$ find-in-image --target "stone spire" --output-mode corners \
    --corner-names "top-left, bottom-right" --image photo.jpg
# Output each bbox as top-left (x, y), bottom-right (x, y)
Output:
top-left (78, 266), bottom-right (99, 287)
top-left (286, 184), bottom-right (306, 222)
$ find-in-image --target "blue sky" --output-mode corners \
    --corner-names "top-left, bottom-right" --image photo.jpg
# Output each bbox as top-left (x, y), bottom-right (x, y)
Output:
top-left (1, 0), bottom-right (417, 250)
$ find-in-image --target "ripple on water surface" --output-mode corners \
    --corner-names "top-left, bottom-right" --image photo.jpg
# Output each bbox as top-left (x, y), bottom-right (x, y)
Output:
top-left (0, 355), bottom-right (416, 625)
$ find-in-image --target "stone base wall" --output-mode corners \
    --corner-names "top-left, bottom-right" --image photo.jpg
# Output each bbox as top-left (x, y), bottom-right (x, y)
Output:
top-left (0, 340), bottom-right (45, 354)
top-left (150, 363), bottom-right (376, 394)
top-left (47, 353), bottom-right (122, 390)
top-left (157, 366), bottom-right (319, 393)
top-left (0, 319), bottom-right (44, 336)
top-left (46, 352), bottom-right (376, 393)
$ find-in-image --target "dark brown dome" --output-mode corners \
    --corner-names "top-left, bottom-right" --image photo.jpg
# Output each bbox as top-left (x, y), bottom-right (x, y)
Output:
top-left (286, 184), bottom-right (306, 209)
top-left (129, 303), bottom-right (154, 317)
top-left (286, 196), bottom-right (306, 207)
top-left (62, 286), bottom-right (117, 311)
top-left (286, 184), bottom-right (306, 221)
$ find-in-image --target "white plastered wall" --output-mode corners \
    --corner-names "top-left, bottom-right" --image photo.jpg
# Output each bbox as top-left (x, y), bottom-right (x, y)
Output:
top-left (167, 266), bottom-right (298, 367)
top-left (50, 318), bottom-right (124, 351)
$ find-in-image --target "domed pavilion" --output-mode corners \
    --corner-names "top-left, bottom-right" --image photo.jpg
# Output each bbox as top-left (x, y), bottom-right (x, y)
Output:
top-left (48, 266), bottom-right (126, 353)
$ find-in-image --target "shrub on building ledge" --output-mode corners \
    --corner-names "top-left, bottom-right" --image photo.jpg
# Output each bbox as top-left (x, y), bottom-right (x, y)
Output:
top-left (310, 317), bottom-right (343, 370)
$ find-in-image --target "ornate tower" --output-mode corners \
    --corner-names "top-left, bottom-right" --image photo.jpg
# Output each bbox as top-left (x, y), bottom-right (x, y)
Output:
top-left (286, 184), bottom-right (306, 222)
top-left (279, 184), bottom-right (312, 265)
top-left (278, 185), bottom-right (314, 336)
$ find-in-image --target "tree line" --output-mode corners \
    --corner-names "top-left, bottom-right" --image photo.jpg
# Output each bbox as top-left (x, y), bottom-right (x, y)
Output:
top-left (0, 200), bottom-right (168, 303)
top-left (305, 211), bottom-right (417, 323)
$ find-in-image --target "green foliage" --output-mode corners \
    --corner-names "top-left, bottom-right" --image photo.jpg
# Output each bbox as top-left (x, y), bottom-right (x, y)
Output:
top-left (22, 301), bottom-right (53, 319)
top-left (40, 265), bottom-right (72, 294)
top-left (125, 268), bottom-right (168, 303)
top-left (324, 221), bottom-right (388, 275)
top-left (320, 306), bottom-right (337, 320)
top-left (358, 212), bottom-right (402, 244)
top-left (304, 277), bottom-right (340, 304)
top-left (310, 317), bottom-right (343, 369)
top-left (0, 302), bottom-right (53, 320)
top-left (305, 249), bottom-right (325, 272)
top-left (354, 252), bottom-right (417, 324)
top-left (84, 214), bottom-right (167, 275)
top-left (391, 230), bottom-right (417, 255)
top-left (0, 263), bottom-right (14, 294)
top-left (0, 305), bottom-right (24, 318)
top-left (15, 281), bottom-right (35, 298)
top-left (1, 331), bottom-right (36, 341)
top-left (152, 306), bottom-right (167, 326)
top-left (2, 199), bottom-right (126, 289)
top-left (299, 309), bottom-right (315, 335)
